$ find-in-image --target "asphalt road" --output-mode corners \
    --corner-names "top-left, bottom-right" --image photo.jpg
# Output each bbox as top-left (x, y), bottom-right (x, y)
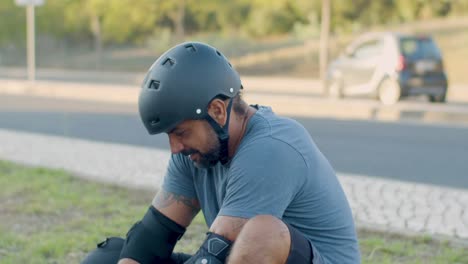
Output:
top-left (1, 95), bottom-right (467, 189)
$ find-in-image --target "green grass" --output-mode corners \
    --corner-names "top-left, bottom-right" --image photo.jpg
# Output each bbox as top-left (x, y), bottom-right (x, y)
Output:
top-left (0, 160), bottom-right (467, 263)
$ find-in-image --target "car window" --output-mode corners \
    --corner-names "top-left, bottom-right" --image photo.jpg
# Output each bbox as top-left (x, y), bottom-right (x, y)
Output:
top-left (352, 39), bottom-right (383, 59)
top-left (399, 37), bottom-right (441, 59)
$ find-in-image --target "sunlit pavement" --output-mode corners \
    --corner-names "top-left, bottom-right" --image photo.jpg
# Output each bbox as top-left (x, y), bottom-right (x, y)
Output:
top-left (0, 128), bottom-right (467, 243)
top-left (2, 79), bottom-right (468, 127)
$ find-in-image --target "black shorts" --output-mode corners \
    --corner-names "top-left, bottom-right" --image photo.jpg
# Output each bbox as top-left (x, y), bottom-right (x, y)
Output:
top-left (285, 223), bottom-right (324, 264)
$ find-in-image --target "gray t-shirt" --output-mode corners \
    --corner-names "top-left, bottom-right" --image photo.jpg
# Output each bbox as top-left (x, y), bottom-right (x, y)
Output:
top-left (163, 106), bottom-right (360, 263)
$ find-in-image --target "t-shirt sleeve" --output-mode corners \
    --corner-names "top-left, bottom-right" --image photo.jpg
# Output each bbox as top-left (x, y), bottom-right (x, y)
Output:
top-left (161, 153), bottom-right (197, 199)
top-left (219, 138), bottom-right (307, 219)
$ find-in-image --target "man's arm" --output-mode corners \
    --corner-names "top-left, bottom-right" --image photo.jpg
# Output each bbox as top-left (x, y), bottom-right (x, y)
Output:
top-left (184, 216), bottom-right (248, 264)
top-left (181, 215), bottom-right (248, 264)
top-left (118, 190), bottom-right (200, 264)
top-left (152, 189), bottom-right (200, 227)
top-left (209, 215), bottom-right (249, 241)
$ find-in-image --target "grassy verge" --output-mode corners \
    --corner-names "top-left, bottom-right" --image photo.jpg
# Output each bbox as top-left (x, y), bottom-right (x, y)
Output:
top-left (0, 160), bottom-right (467, 263)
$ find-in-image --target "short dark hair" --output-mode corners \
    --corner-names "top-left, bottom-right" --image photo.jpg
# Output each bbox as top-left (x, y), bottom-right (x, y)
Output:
top-left (232, 92), bottom-right (247, 115)
top-left (213, 91), bottom-right (247, 116)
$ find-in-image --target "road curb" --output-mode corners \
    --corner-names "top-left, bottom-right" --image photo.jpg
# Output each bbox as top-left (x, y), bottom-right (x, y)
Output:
top-left (2, 79), bottom-right (468, 126)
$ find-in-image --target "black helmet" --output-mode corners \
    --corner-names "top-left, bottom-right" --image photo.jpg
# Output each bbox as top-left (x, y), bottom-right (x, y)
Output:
top-left (139, 42), bottom-right (242, 135)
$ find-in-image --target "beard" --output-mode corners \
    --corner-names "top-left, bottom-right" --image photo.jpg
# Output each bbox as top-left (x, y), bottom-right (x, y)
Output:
top-left (182, 125), bottom-right (221, 169)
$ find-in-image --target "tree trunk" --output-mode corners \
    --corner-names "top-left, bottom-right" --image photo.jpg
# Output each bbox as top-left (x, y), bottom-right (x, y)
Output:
top-left (91, 14), bottom-right (102, 70)
top-left (319, 0), bottom-right (331, 96)
top-left (174, 0), bottom-right (186, 42)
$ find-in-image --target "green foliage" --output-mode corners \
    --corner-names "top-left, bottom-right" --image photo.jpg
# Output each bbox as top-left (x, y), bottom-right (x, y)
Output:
top-left (0, 1), bottom-right (26, 45)
top-left (100, 0), bottom-right (159, 44)
top-left (58, 0), bottom-right (160, 44)
top-left (2, 1), bottom-right (468, 46)
top-left (242, 0), bottom-right (310, 37)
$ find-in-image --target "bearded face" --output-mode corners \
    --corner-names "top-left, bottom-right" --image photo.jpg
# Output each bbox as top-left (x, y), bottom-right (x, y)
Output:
top-left (169, 120), bottom-right (222, 168)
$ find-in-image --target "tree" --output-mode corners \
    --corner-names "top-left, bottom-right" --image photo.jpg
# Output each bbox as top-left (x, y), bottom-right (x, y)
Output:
top-left (320, 0), bottom-right (330, 95)
top-left (0, 1), bottom-right (26, 45)
top-left (243, 0), bottom-right (309, 37)
top-left (449, 0), bottom-right (468, 16)
top-left (2, 0), bottom-right (468, 50)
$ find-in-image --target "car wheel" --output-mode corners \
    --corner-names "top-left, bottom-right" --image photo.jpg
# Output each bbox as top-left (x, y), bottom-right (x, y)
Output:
top-left (378, 78), bottom-right (401, 105)
top-left (429, 93), bottom-right (446, 103)
top-left (328, 77), bottom-right (344, 99)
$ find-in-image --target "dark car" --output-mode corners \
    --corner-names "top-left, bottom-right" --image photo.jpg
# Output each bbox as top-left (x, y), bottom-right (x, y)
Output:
top-left (327, 32), bottom-right (448, 104)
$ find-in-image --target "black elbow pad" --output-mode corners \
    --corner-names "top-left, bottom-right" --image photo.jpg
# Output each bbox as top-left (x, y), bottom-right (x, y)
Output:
top-left (119, 206), bottom-right (186, 264)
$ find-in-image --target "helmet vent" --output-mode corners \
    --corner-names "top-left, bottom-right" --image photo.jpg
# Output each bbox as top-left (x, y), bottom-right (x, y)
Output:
top-left (216, 50), bottom-right (222, 57)
top-left (162, 58), bottom-right (175, 67)
top-left (184, 44), bottom-right (196, 52)
top-left (148, 80), bottom-right (160, 90)
top-left (228, 62), bottom-right (232, 68)
top-left (150, 118), bottom-right (160, 126)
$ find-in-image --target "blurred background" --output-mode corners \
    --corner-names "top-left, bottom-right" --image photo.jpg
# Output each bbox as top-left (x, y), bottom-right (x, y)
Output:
top-left (1, 1), bottom-right (468, 261)
top-left (1, 0), bottom-right (467, 83)
top-left (1, 0), bottom-right (468, 189)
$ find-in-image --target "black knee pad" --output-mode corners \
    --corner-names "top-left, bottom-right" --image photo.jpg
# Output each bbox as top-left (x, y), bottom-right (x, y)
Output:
top-left (81, 237), bottom-right (124, 264)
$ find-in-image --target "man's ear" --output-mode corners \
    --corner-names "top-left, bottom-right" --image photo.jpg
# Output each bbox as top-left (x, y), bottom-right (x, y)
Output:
top-left (207, 99), bottom-right (227, 126)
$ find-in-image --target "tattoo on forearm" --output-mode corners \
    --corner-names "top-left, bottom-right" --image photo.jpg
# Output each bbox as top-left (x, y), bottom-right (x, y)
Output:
top-left (153, 190), bottom-right (200, 214)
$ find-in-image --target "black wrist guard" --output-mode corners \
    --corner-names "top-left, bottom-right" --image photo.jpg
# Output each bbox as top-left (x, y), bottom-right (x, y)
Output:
top-left (184, 232), bottom-right (232, 264)
top-left (119, 206), bottom-right (186, 264)
top-left (170, 252), bottom-right (192, 264)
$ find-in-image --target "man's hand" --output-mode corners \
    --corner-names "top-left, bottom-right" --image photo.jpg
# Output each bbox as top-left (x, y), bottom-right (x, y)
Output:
top-left (181, 215), bottom-right (248, 264)
top-left (118, 252), bottom-right (191, 264)
top-left (118, 258), bottom-right (139, 264)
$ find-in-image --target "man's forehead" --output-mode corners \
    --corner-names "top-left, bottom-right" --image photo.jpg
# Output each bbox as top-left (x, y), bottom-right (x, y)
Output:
top-left (169, 120), bottom-right (199, 133)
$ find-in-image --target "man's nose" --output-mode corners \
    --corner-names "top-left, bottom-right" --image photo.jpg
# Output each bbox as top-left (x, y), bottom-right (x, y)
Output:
top-left (168, 134), bottom-right (184, 154)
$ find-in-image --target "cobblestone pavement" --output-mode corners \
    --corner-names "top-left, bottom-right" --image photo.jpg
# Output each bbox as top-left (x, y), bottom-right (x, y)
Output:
top-left (340, 175), bottom-right (468, 241)
top-left (0, 128), bottom-right (467, 242)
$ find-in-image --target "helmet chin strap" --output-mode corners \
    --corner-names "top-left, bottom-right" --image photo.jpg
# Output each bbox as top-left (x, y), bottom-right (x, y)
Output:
top-left (204, 98), bottom-right (234, 165)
